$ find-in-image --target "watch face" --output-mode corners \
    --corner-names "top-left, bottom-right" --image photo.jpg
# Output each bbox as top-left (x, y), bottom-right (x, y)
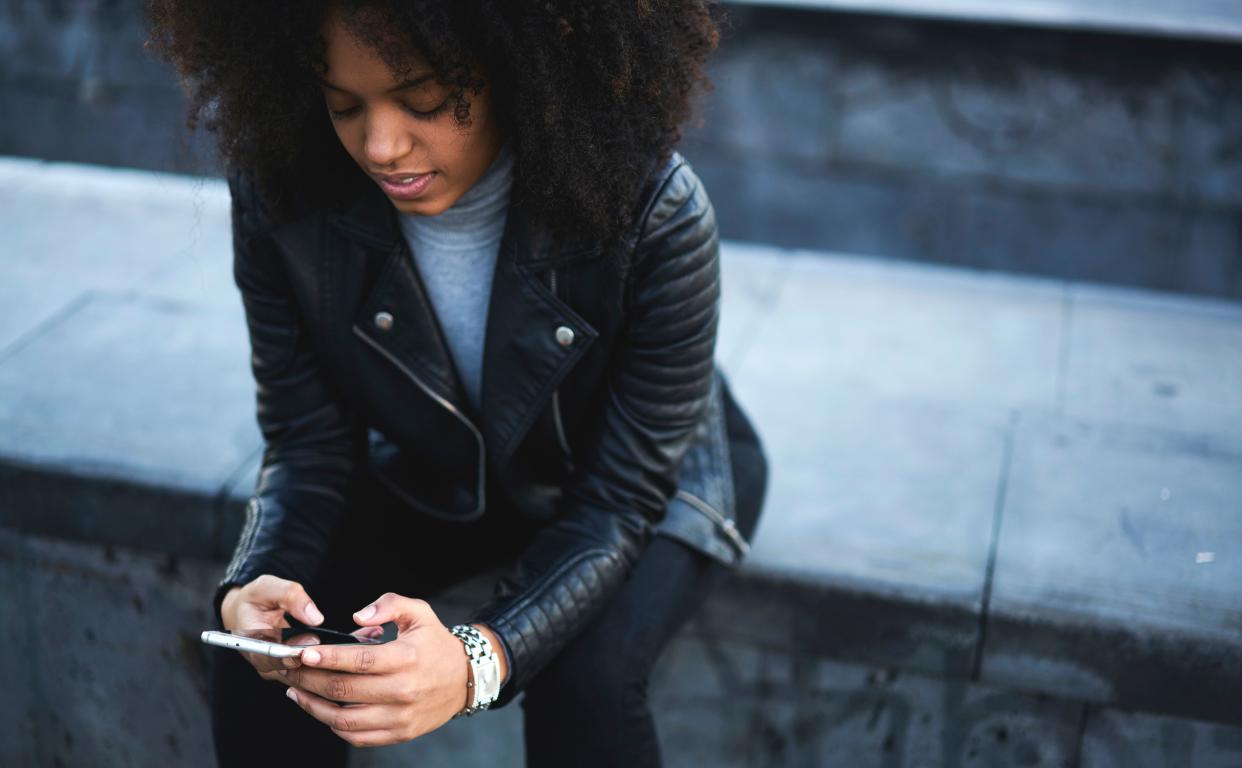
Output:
top-left (452, 625), bottom-right (501, 708)
top-left (471, 655), bottom-right (502, 706)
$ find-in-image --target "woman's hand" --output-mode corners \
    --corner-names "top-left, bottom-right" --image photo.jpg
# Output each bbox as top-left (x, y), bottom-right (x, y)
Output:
top-left (220, 574), bottom-right (325, 681)
top-left (280, 593), bottom-right (503, 747)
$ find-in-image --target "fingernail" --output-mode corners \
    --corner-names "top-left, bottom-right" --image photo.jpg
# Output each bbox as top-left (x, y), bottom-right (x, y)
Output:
top-left (354, 604), bottom-right (376, 621)
top-left (303, 649), bottom-right (321, 665)
top-left (286, 688), bottom-right (298, 703)
top-left (278, 670), bottom-right (287, 676)
top-left (305, 601), bottom-right (324, 625)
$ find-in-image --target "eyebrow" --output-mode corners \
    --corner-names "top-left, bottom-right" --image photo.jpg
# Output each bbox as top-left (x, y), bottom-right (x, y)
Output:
top-left (318, 73), bottom-right (436, 95)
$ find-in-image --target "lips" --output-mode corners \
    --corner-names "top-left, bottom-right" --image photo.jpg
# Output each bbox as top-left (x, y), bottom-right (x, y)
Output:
top-left (377, 171), bottom-right (431, 183)
top-left (375, 171), bottom-right (436, 201)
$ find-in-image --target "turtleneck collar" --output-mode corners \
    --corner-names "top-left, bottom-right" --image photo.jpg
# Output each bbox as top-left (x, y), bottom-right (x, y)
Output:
top-left (397, 139), bottom-right (514, 251)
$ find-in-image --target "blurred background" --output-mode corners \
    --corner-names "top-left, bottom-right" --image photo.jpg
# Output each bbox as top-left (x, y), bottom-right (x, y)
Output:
top-left (1, 1), bottom-right (1240, 766)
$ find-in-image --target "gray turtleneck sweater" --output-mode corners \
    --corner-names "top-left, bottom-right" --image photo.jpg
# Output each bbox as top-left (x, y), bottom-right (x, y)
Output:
top-left (398, 141), bottom-right (514, 417)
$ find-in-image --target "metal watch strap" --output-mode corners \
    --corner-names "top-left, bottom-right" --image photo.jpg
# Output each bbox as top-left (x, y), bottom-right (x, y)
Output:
top-left (450, 624), bottom-right (500, 718)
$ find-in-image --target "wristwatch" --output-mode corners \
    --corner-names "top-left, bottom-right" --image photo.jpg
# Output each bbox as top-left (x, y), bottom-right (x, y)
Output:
top-left (450, 624), bottom-right (502, 717)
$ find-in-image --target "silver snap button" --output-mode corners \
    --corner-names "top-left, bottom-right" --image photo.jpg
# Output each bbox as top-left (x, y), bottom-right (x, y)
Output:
top-left (373, 311), bottom-right (395, 332)
top-left (555, 326), bottom-right (575, 347)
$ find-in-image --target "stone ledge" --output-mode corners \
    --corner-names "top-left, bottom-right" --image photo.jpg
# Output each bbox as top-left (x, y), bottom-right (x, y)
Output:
top-left (3, 445), bottom-right (1239, 727)
top-left (725, 0), bottom-right (1242, 44)
top-left (11, 526), bottom-right (1242, 767)
top-left (0, 459), bottom-right (240, 563)
top-left (2, 158), bottom-right (1240, 732)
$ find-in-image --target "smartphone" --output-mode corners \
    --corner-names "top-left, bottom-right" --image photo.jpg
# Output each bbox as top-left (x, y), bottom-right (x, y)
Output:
top-left (201, 621), bottom-right (398, 657)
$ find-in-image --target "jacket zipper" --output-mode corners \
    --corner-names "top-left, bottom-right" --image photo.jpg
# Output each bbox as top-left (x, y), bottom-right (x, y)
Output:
top-left (352, 325), bottom-right (487, 518)
top-left (549, 268), bottom-right (575, 472)
top-left (675, 489), bottom-right (751, 558)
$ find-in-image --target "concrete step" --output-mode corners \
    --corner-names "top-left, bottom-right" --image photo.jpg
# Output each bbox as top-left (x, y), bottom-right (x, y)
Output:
top-left (2, 157), bottom-right (1242, 765)
top-left (727, 0), bottom-right (1242, 44)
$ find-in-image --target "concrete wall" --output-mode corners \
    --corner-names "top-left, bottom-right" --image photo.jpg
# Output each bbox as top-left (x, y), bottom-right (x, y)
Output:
top-left (0, 0), bottom-right (218, 175)
top-left (2, 2), bottom-right (1240, 296)
top-left (8, 529), bottom-right (1242, 767)
top-left (680, 6), bottom-right (1242, 297)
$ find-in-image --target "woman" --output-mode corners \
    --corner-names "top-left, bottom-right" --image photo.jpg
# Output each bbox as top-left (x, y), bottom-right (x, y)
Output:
top-left (149, 1), bottom-right (767, 765)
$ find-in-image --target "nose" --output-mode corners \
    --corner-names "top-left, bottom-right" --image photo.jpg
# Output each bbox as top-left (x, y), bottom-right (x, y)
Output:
top-left (362, 108), bottom-right (413, 169)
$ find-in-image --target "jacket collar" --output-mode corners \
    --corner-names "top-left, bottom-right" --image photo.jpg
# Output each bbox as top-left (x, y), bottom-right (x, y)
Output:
top-left (315, 177), bottom-right (600, 475)
top-left (324, 177), bottom-right (601, 266)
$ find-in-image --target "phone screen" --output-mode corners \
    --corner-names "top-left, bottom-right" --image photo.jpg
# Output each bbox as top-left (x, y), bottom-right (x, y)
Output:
top-left (283, 625), bottom-right (388, 646)
top-left (227, 622), bottom-right (394, 647)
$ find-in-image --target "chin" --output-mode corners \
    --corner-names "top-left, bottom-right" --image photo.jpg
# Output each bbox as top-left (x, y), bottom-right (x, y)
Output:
top-left (392, 197), bottom-right (447, 217)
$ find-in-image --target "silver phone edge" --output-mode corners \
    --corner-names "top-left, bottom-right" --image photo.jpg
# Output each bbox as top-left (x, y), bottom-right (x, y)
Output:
top-left (200, 630), bottom-right (303, 658)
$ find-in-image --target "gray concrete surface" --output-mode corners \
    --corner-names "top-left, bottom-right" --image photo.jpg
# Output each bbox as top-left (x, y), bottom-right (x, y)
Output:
top-left (1059, 284), bottom-right (1242, 438)
top-left (681, 7), bottom-right (1242, 297)
top-left (982, 413), bottom-right (1242, 722)
top-left (2, 157), bottom-right (1242, 764)
top-left (5, 2), bottom-right (1242, 297)
top-left (732, 0), bottom-right (1242, 43)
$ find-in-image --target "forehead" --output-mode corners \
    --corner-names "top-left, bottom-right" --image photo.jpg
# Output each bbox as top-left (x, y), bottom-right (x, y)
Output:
top-left (320, 6), bottom-right (431, 87)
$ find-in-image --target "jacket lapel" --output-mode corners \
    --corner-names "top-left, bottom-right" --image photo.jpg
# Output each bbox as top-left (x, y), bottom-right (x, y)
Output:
top-left (326, 180), bottom-right (599, 477)
top-left (329, 183), bottom-right (471, 417)
top-left (480, 208), bottom-right (598, 472)
top-left (353, 238), bottom-right (473, 416)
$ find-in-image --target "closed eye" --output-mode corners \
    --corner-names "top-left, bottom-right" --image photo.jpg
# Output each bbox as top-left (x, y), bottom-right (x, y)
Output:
top-left (327, 99), bottom-right (449, 122)
top-left (401, 98), bottom-right (450, 120)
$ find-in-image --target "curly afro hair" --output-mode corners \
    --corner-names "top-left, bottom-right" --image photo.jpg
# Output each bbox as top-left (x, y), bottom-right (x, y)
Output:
top-left (146, 0), bottom-right (724, 254)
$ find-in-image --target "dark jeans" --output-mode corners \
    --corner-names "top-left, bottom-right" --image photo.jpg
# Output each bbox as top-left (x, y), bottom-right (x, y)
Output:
top-left (209, 396), bottom-right (767, 767)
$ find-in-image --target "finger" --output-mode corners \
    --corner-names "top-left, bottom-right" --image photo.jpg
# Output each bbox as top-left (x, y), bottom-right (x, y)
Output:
top-left (283, 666), bottom-right (406, 704)
top-left (330, 727), bottom-right (397, 748)
top-left (352, 625), bottom-right (385, 640)
top-left (250, 575), bottom-right (325, 626)
top-left (285, 686), bottom-right (396, 733)
top-left (244, 649), bottom-right (295, 675)
top-left (352, 592), bottom-right (435, 631)
top-left (299, 636), bottom-right (410, 675)
top-left (253, 658), bottom-right (305, 681)
top-left (300, 644), bottom-right (389, 675)
top-left (260, 659), bottom-right (306, 680)
top-left (248, 645), bottom-right (307, 672)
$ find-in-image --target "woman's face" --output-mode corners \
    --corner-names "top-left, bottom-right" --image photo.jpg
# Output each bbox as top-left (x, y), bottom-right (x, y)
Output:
top-left (319, 8), bottom-right (502, 216)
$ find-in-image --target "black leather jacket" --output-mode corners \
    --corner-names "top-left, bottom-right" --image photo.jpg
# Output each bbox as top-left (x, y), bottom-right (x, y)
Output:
top-left (216, 150), bottom-right (765, 706)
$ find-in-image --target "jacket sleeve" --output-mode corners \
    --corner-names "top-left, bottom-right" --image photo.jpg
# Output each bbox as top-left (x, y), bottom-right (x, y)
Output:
top-left (212, 168), bottom-right (366, 628)
top-left (469, 159), bottom-right (721, 705)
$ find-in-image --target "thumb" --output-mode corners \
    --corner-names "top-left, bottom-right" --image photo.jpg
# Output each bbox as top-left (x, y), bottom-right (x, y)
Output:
top-left (353, 592), bottom-right (434, 631)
